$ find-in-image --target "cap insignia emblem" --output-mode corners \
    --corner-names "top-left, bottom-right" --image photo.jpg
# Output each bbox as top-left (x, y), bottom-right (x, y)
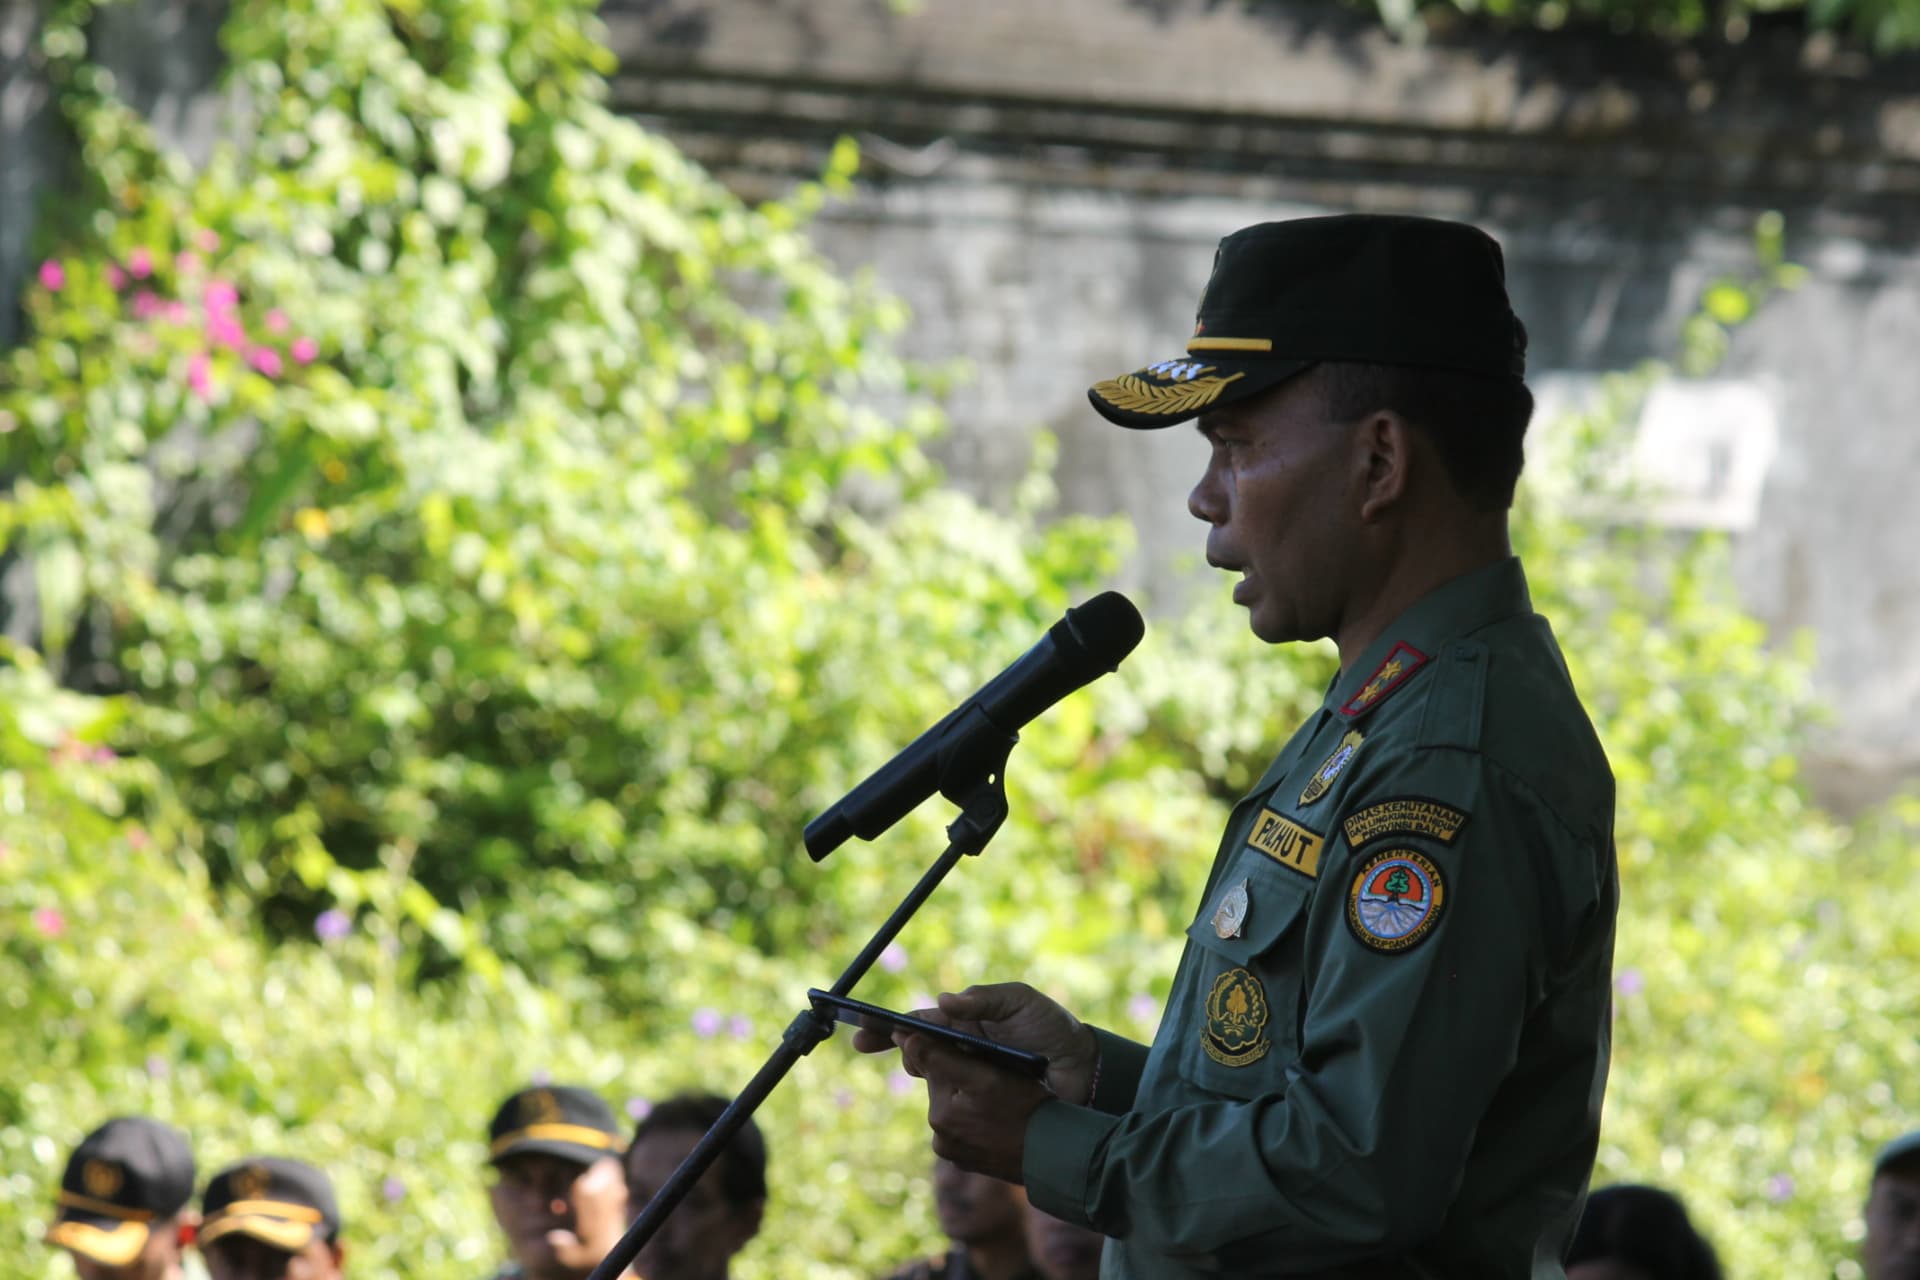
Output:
top-left (1092, 370), bottom-right (1245, 417)
top-left (522, 1089), bottom-right (563, 1125)
top-left (82, 1160), bottom-right (124, 1199)
top-left (232, 1164), bottom-right (271, 1201)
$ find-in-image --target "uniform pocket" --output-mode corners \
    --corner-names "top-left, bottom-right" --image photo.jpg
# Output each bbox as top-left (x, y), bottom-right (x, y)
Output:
top-left (1173, 848), bottom-right (1316, 1099)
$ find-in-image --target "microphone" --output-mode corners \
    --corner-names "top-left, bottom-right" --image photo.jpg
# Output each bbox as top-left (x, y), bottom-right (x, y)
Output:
top-left (803, 592), bottom-right (1145, 861)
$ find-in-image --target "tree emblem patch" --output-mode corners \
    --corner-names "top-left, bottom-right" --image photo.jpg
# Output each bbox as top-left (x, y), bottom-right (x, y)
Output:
top-left (82, 1159), bottom-right (125, 1199)
top-left (1201, 967), bottom-right (1272, 1067)
top-left (1346, 849), bottom-right (1446, 953)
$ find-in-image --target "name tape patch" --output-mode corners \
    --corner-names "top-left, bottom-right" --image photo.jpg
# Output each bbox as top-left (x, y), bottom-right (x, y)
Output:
top-left (1341, 797), bottom-right (1469, 849)
top-left (1246, 810), bottom-right (1325, 879)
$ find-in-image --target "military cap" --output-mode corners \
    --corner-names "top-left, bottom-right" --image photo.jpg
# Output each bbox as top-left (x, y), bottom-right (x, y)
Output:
top-left (1875, 1129), bottom-right (1920, 1178)
top-left (199, 1157), bottom-right (341, 1252)
top-left (47, 1116), bottom-right (196, 1266)
top-left (487, 1084), bottom-right (625, 1166)
top-left (1089, 213), bottom-right (1527, 429)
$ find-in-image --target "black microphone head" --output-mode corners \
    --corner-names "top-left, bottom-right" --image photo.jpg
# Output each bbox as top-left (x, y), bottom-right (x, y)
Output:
top-left (1058, 591), bottom-right (1146, 673)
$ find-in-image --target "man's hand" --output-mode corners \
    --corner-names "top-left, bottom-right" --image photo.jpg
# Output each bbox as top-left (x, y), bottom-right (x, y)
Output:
top-left (547, 1156), bottom-right (628, 1267)
top-left (849, 982), bottom-right (1099, 1105)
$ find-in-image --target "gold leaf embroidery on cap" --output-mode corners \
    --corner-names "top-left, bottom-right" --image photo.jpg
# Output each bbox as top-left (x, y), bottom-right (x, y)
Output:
top-left (1093, 371), bottom-right (1245, 416)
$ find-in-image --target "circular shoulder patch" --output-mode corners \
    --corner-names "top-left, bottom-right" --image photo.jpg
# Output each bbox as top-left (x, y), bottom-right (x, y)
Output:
top-left (1201, 967), bottom-right (1272, 1067)
top-left (1346, 849), bottom-right (1446, 953)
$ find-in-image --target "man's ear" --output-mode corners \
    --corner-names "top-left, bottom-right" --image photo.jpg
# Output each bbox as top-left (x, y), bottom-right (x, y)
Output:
top-left (328, 1241), bottom-right (347, 1275)
top-left (1355, 411), bottom-right (1414, 522)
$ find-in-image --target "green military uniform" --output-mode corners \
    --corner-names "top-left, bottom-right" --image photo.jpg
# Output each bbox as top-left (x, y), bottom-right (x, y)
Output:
top-left (1024, 557), bottom-right (1617, 1278)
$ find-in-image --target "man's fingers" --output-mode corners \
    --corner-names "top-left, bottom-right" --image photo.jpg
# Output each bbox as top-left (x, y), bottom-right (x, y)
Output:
top-left (849, 1023), bottom-right (898, 1054)
top-left (938, 982), bottom-right (1034, 1023)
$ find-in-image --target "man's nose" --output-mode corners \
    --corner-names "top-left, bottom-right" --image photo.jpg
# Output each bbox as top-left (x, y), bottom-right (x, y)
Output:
top-left (1189, 461), bottom-right (1226, 525)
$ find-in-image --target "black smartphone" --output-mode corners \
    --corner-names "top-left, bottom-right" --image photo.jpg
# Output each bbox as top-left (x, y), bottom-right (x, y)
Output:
top-left (807, 988), bottom-right (1051, 1079)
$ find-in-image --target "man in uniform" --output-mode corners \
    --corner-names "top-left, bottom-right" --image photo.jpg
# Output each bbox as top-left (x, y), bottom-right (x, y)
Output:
top-left (483, 1084), bottom-right (630, 1280)
top-left (862, 214), bottom-right (1618, 1278)
top-left (47, 1116), bottom-right (197, 1280)
top-left (196, 1156), bottom-right (345, 1280)
top-left (880, 1156), bottom-right (1039, 1280)
top-left (1865, 1130), bottom-right (1920, 1280)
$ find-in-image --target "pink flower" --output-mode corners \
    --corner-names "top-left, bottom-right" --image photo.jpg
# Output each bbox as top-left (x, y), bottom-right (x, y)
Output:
top-left (879, 942), bottom-right (908, 973)
top-left (131, 291), bottom-right (161, 318)
top-left (691, 1008), bottom-right (723, 1038)
top-left (888, 1069), bottom-right (916, 1097)
top-left (291, 336), bottom-right (320, 364)
top-left (126, 827), bottom-right (151, 850)
top-left (163, 301), bottom-right (189, 324)
top-left (176, 251), bottom-right (202, 276)
top-left (314, 909), bottom-right (352, 941)
top-left (625, 1097), bottom-right (653, 1122)
top-left (107, 264), bottom-right (128, 290)
top-left (90, 745), bottom-right (116, 763)
top-left (129, 247), bottom-right (154, 278)
top-left (196, 228), bottom-right (220, 252)
top-left (206, 313), bottom-right (247, 349)
top-left (187, 353), bottom-right (214, 399)
top-left (265, 309), bottom-right (290, 333)
top-left (33, 907), bottom-right (66, 937)
top-left (38, 260), bottom-right (66, 291)
top-left (203, 279), bottom-right (239, 312)
top-left (247, 346), bottom-right (283, 378)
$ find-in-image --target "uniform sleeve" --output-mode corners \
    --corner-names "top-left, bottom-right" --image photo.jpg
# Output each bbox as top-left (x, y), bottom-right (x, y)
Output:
top-left (1024, 750), bottom-right (1591, 1271)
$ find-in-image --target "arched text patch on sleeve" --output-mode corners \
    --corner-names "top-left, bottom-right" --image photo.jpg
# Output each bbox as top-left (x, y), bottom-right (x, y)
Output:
top-left (1340, 797), bottom-right (1469, 849)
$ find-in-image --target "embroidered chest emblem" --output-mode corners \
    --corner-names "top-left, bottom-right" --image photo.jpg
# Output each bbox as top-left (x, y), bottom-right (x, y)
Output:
top-left (1346, 849), bottom-right (1447, 953)
top-left (1339, 642), bottom-right (1431, 717)
top-left (1300, 729), bottom-right (1363, 806)
top-left (1202, 967), bottom-right (1272, 1067)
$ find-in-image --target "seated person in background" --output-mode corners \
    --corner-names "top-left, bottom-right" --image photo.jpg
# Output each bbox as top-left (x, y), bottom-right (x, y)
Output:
top-left (197, 1157), bottom-right (344, 1280)
top-left (1023, 1204), bottom-right (1103, 1280)
top-left (1866, 1130), bottom-right (1920, 1280)
top-left (1564, 1184), bottom-right (1723, 1280)
top-left (882, 1156), bottom-right (1037, 1280)
top-left (485, 1084), bottom-right (629, 1280)
top-left (622, 1092), bottom-right (767, 1280)
top-left (47, 1116), bottom-right (198, 1280)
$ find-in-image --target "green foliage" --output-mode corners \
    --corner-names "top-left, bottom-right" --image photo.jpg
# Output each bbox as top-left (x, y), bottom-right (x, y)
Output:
top-left (4, 5), bottom-right (1916, 1280)
top-left (1348, 0), bottom-right (1920, 51)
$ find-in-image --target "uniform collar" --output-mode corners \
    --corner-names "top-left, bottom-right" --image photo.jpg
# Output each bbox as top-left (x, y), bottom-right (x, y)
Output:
top-left (1323, 557), bottom-right (1533, 719)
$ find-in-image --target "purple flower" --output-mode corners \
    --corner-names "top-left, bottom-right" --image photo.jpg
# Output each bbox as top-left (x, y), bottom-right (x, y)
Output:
top-left (834, 1087), bottom-right (856, 1110)
top-left (626, 1097), bottom-right (652, 1122)
top-left (529, 1068), bottom-right (553, 1086)
top-left (691, 1008), bottom-right (723, 1038)
top-left (1766, 1173), bottom-right (1794, 1202)
top-left (38, 260), bottom-right (66, 291)
top-left (727, 1014), bottom-right (753, 1039)
top-left (1614, 968), bottom-right (1645, 997)
top-left (879, 942), bottom-right (908, 973)
top-left (1128, 993), bottom-right (1160, 1025)
top-left (314, 909), bottom-right (352, 941)
top-left (145, 1054), bottom-right (170, 1080)
top-left (382, 1176), bottom-right (406, 1204)
top-left (888, 1069), bottom-right (916, 1097)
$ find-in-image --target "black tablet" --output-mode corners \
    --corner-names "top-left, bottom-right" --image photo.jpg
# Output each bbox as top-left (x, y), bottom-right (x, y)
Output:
top-left (808, 988), bottom-right (1050, 1079)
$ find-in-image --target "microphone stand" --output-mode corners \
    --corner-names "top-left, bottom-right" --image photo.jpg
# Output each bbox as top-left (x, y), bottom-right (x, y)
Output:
top-left (586, 713), bottom-right (1018, 1280)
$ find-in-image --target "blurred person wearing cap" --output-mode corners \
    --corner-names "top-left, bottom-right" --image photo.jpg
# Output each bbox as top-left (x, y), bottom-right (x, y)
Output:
top-left (622, 1092), bottom-right (766, 1280)
top-left (1866, 1131), bottom-right (1920, 1280)
top-left (880, 1156), bottom-right (1037, 1280)
top-left (196, 1157), bottom-right (343, 1280)
top-left (859, 214), bottom-right (1617, 1278)
top-left (484, 1084), bottom-right (629, 1280)
top-left (47, 1116), bottom-right (198, 1280)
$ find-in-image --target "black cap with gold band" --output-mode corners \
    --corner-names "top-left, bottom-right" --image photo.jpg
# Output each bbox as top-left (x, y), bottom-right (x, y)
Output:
top-left (487, 1084), bottom-right (626, 1166)
top-left (48, 1117), bottom-right (196, 1267)
top-left (1088, 214), bottom-right (1528, 430)
top-left (199, 1157), bottom-right (341, 1252)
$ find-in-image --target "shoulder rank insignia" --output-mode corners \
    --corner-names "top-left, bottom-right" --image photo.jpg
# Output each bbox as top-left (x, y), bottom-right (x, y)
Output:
top-left (1339, 641), bottom-right (1430, 718)
top-left (1341, 797), bottom-right (1469, 849)
top-left (1202, 967), bottom-right (1271, 1066)
top-left (1346, 849), bottom-right (1446, 953)
top-left (1300, 729), bottom-right (1363, 806)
